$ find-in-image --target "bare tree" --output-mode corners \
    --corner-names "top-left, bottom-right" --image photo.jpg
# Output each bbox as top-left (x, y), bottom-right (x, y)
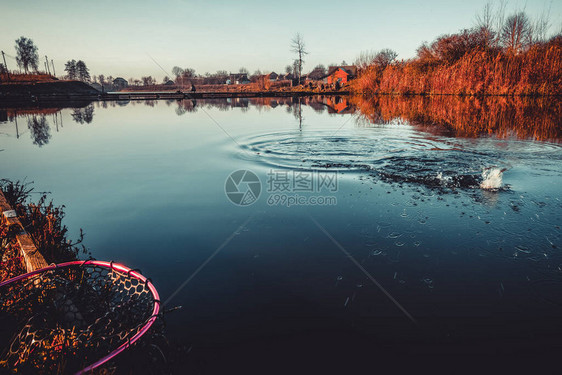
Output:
top-left (285, 65), bottom-right (292, 74)
top-left (291, 33), bottom-right (308, 83)
top-left (141, 76), bottom-right (156, 86)
top-left (355, 50), bottom-right (377, 70)
top-left (530, 2), bottom-right (553, 43)
top-left (15, 37), bottom-right (39, 73)
top-left (181, 68), bottom-right (195, 78)
top-left (475, 1), bottom-right (496, 45)
top-left (373, 49), bottom-right (398, 69)
top-left (292, 60), bottom-right (299, 76)
top-left (238, 67), bottom-right (249, 74)
top-left (494, 0), bottom-right (508, 45)
top-left (355, 49), bottom-right (397, 69)
top-left (172, 66), bottom-right (184, 78)
top-left (501, 12), bottom-right (532, 53)
top-left (475, 2), bottom-right (494, 31)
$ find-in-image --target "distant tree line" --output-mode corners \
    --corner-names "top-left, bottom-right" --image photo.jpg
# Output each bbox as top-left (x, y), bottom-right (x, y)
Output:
top-left (83, 31), bottom-right (330, 90)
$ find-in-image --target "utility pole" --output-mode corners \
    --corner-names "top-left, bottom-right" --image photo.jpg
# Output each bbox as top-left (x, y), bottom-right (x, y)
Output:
top-left (45, 56), bottom-right (50, 75)
top-left (1, 51), bottom-right (10, 80)
top-left (51, 59), bottom-right (55, 76)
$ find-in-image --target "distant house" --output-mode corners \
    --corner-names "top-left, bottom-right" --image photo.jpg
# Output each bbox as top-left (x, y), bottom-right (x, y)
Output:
top-left (229, 73), bottom-right (250, 84)
top-left (113, 77), bottom-right (128, 90)
top-left (307, 67), bottom-right (327, 81)
top-left (326, 66), bottom-right (357, 85)
top-left (268, 72), bottom-right (279, 81)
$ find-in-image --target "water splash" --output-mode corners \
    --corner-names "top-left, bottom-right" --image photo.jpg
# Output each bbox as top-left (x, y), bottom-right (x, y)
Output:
top-left (480, 168), bottom-right (504, 190)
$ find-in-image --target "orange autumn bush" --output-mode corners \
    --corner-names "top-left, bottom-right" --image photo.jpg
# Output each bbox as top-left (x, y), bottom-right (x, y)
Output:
top-left (352, 33), bottom-right (562, 96)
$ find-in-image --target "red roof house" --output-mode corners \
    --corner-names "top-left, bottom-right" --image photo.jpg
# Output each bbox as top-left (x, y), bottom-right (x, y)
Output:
top-left (326, 66), bottom-right (357, 85)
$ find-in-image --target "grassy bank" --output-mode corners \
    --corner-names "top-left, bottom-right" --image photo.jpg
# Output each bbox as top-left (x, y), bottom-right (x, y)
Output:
top-left (0, 80), bottom-right (100, 100)
top-left (0, 73), bottom-right (56, 83)
top-left (352, 32), bottom-right (562, 96)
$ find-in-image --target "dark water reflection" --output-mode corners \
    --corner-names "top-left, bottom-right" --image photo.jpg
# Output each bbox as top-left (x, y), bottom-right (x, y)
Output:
top-left (352, 95), bottom-right (561, 142)
top-left (2, 95), bottom-right (559, 142)
top-left (0, 96), bottom-right (561, 372)
top-left (0, 103), bottom-right (94, 146)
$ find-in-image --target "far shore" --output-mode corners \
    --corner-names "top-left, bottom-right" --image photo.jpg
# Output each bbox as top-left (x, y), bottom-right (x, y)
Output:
top-left (1, 79), bottom-right (560, 105)
top-left (0, 79), bottom-right (351, 102)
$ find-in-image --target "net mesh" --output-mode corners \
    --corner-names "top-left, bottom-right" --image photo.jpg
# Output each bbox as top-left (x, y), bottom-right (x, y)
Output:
top-left (0, 261), bottom-right (160, 374)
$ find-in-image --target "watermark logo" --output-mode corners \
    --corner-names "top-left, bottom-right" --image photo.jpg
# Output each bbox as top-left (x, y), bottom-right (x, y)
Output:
top-left (225, 169), bottom-right (338, 207)
top-left (266, 169), bottom-right (338, 207)
top-left (267, 169), bottom-right (338, 193)
top-left (225, 170), bottom-right (262, 206)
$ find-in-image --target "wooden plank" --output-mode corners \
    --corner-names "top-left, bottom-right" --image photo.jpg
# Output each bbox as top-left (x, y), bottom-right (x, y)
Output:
top-left (0, 194), bottom-right (19, 226)
top-left (0, 191), bottom-right (48, 271)
top-left (17, 233), bottom-right (48, 271)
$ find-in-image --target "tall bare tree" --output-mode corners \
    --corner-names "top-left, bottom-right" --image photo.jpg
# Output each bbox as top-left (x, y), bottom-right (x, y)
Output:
top-left (291, 33), bottom-right (308, 83)
top-left (501, 12), bottom-right (532, 53)
top-left (530, 2), bottom-right (553, 43)
top-left (475, 2), bottom-right (494, 31)
top-left (474, 1), bottom-right (496, 46)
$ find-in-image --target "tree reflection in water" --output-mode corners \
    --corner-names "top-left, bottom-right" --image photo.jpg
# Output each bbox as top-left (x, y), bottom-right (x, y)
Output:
top-left (351, 95), bottom-right (561, 142)
top-left (27, 115), bottom-right (50, 147)
top-left (5, 95), bottom-right (561, 148)
top-left (70, 104), bottom-right (95, 124)
top-left (175, 99), bottom-right (197, 116)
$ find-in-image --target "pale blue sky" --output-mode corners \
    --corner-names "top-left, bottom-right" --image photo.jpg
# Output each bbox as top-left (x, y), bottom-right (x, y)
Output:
top-left (1, 0), bottom-right (560, 80)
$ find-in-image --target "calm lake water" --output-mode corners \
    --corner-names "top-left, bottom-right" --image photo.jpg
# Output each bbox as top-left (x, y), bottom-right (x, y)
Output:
top-left (1, 96), bottom-right (561, 372)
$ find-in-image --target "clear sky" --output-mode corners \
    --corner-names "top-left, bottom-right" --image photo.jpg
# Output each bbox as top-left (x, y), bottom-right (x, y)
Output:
top-left (1, 0), bottom-right (560, 80)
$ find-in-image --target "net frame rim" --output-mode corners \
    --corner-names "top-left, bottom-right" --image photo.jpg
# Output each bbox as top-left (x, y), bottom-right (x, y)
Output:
top-left (0, 260), bottom-right (161, 375)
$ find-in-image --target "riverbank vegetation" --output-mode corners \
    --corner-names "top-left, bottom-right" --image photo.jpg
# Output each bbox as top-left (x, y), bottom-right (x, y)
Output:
top-left (0, 72), bottom-right (56, 83)
top-left (352, 6), bottom-right (562, 96)
top-left (0, 180), bottom-right (87, 282)
top-left (351, 95), bottom-right (561, 141)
